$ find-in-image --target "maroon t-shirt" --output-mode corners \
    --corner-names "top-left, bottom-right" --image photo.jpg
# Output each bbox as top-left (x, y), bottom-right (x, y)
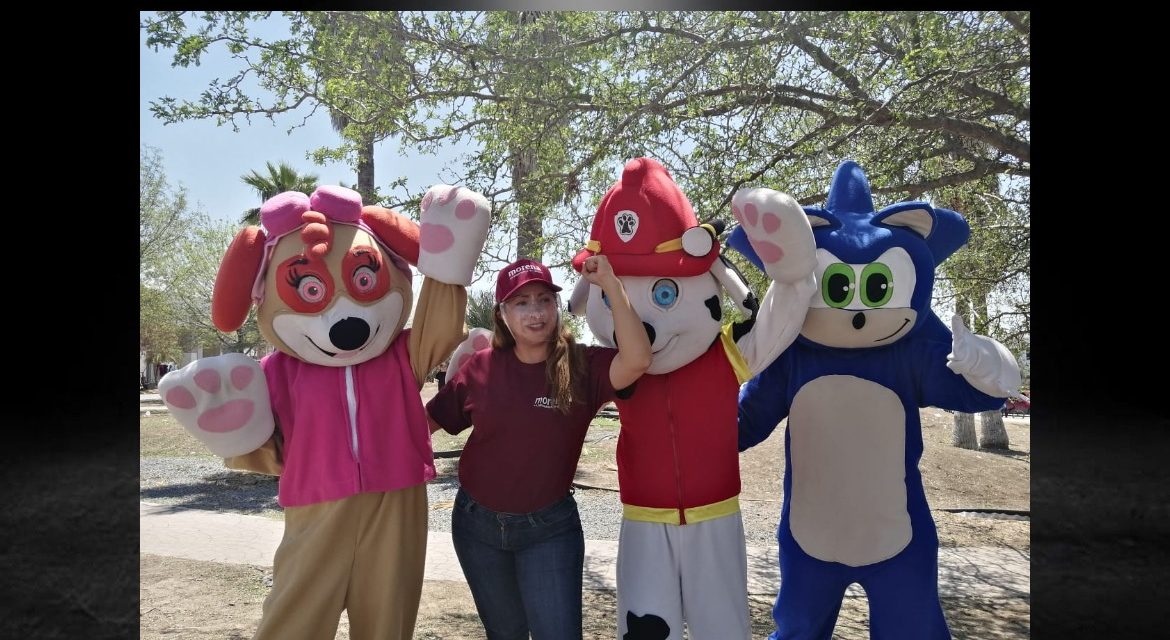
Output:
top-left (426, 345), bottom-right (618, 513)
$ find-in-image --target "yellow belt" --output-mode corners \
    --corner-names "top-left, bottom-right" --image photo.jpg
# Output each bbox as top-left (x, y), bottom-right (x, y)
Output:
top-left (621, 495), bottom-right (740, 525)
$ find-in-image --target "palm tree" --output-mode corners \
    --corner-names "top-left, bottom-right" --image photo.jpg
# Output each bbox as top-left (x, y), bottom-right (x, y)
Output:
top-left (240, 162), bottom-right (320, 226)
top-left (466, 290), bottom-right (496, 330)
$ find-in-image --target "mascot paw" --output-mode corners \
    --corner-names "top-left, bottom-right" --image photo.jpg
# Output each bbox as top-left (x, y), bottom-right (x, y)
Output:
top-left (731, 187), bottom-right (817, 284)
top-left (417, 184), bottom-right (491, 285)
top-left (158, 353), bottom-right (275, 458)
top-left (449, 328), bottom-right (493, 378)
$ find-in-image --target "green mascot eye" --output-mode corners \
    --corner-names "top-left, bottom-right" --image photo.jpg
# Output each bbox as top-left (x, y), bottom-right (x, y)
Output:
top-left (822, 263), bottom-right (854, 308)
top-left (860, 263), bottom-right (894, 307)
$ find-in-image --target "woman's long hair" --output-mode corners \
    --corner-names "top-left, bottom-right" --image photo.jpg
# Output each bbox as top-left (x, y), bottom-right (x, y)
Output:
top-left (492, 299), bottom-right (587, 414)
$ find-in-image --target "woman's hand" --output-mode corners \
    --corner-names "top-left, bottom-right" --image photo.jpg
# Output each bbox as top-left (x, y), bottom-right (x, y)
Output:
top-left (581, 255), bottom-right (618, 288)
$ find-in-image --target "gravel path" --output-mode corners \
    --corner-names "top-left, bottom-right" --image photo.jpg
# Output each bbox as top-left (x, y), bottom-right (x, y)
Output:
top-left (140, 455), bottom-right (784, 547)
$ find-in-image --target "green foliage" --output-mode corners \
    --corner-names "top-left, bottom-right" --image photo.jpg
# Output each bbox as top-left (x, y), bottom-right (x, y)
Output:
top-left (141, 145), bottom-right (197, 286)
top-left (465, 289), bottom-right (496, 330)
top-left (141, 148), bottom-right (270, 367)
top-left (144, 10), bottom-right (1029, 350)
top-left (168, 217), bottom-right (269, 356)
top-left (140, 283), bottom-right (182, 365)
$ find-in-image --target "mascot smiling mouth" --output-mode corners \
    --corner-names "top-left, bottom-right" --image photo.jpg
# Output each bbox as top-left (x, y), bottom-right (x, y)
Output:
top-left (652, 335), bottom-right (678, 356)
top-left (876, 318), bottom-right (911, 342)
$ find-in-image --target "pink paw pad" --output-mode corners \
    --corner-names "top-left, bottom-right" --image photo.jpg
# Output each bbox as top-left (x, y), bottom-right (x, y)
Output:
top-left (455, 199), bottom-right (479, 220)
top-left (165, 387), bottom-right (197, 410)
top-left (194, 370), bottom-right (221, 394)
top-left (753, 241), bottom-right (785, 265)
top-left (472, 335), bottom-right (491, 350)
top-left (457, 353), bottom-right (473, 369)
top-left (420, 191), bottom-right (434, 213)
top-left (420, 223), bottom-right (455, 253)
top-left (196, 400), bottom-right (255, 434)
top-left (762, 212), bottom-right (782, 234)
top-left (230, 366), bottom-right (254, 390)
top-left (743, 203), bottom-right (760, 226)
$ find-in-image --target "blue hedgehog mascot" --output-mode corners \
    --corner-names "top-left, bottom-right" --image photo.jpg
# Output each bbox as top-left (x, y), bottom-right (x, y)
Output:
top-left (728, 160), bottom-right (1021, 640)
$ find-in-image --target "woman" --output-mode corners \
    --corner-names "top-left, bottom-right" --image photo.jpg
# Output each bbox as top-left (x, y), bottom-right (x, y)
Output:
top-left (426, 255), bottom-right (650, 640)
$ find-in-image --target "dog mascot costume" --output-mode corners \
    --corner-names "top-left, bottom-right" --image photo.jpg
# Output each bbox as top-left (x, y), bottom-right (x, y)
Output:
top-left (728, 160), bottom-right (1021, 640)
top-left (567, 157), bottom-right (818, 639)
top-left (159, 184), bottom-right (490, 640)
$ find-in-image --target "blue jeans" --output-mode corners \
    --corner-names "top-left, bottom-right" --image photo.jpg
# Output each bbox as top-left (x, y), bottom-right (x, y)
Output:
top-left (451, 487), bottom-right (585, 640)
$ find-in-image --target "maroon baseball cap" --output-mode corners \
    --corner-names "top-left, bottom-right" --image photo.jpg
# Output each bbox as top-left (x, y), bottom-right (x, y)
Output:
top-left (495, 258), bottom-right (563, 303)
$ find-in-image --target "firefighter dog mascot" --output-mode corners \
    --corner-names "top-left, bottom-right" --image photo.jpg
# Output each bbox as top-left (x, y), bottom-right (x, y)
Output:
top-left (568, 157), bottom-right (818, 639)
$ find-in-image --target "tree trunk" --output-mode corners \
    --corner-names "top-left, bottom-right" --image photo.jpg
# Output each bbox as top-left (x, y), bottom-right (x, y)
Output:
top-left (952, 411), bottom-right (977, 449)
top-left (357, 137), bottom-right (375, 204)
top-left (978, 409), bottom-right (1010, 449)
top-left (514, 148), bottom-right (541, 260)
top-left (511, 11), bottom-right (559, 262)
top-left (950, 294), bottom-right (978, 449)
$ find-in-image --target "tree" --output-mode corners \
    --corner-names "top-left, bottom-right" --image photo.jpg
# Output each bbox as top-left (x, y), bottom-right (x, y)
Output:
top-left (466, 289), bottom-right (496, 330)
top-left (311, 11), bottom-right (404, 204)
top-left (143, 10), bottom-right (1028, 281)
top-left (240, 161), bottom-right (320, 225)
top-left (930, 160), bottom-right (1028, 450)
top-left (141, 145), bottom-right (197, 285)
top-left (140, 282), bottom-right (182, 368)
top-left (144, 10), bottom-right (1028, 388)
top-left (952, 411), bottom-right (977, 450)
top-left (141, 146), bottom-right (204, 370)
top-left (168, 217), bottom-right (269, 357)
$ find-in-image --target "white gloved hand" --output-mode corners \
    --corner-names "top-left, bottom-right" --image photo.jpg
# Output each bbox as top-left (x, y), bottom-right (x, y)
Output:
top-left (157, 353), bottom-right (275, 458)
top-left (416, 184), bottom-right (491, 286)
top-left (731, 188), bottom-right (818, 284)
top-left (946, 314), bottom-right (1022, 398)
top-left (449, 328), bottom-right (494, 378)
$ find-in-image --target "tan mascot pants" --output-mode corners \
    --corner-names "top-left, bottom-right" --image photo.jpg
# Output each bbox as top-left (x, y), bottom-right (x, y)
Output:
top-left (253, 485), bottom-right (428, 640)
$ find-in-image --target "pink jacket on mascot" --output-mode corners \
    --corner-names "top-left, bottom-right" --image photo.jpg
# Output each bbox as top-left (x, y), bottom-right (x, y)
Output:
top-left (159, 184), bottom-right (490, 640)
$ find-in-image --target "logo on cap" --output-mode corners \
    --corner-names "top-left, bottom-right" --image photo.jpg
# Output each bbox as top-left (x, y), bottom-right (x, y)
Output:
top-left (614, 210), bottom-right (639, 242)
top-left (506, 262), bottom-right (544, 280)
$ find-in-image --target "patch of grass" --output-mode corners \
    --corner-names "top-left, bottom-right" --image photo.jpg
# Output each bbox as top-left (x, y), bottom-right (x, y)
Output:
top-left (140, 413), bottom-right (219, 459)
top-left (589, 416), bottom-right (621, 431)
top-left (431, 428), bottom-right (471, 453)
top-left (579, 419), bottom-right (619, 467)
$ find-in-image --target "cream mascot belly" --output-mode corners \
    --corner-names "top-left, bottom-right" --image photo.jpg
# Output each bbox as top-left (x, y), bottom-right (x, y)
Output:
top-left (789, 375), bottom-right (910, 567)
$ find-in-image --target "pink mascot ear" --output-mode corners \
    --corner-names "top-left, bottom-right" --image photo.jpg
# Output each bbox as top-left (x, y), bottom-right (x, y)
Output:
top-left (361, 206), bottom-right (421, 266)
top-left (212, 226), bottom-right (267, 332)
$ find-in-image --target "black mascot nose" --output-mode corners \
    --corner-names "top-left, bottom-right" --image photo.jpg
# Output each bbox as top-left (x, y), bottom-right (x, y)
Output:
top-left (330, 317), bottom-right (371, 351)
top-left (612, 322), bottom-right (656, 349)
top-left (852, 312), bottom-right (866, 330)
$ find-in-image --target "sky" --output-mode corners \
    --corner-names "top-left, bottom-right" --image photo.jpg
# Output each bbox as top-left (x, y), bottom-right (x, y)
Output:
top-left (140, 12), bottom-right (595, 340)
top-left (139, 13), bottom-right (466, 226)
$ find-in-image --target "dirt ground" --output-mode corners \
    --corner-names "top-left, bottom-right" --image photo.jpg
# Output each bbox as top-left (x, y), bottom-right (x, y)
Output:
top-left (574, 407), bottom-right (1031, 549)
top-left (141, 398), bottom-right (1030, 638)
top-left (141, 554), bottom-right (1029, 639)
